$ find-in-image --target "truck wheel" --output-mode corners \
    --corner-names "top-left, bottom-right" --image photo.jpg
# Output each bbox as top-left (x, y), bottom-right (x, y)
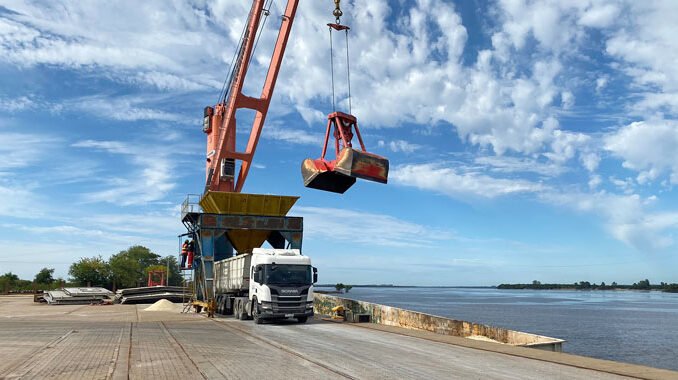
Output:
top-left (252, 299), bottom-right (263, 325)
top-left (233, 299), bottom-right (241, 320)
top-left (238, 300), bottom-right (248, 320)
top-left (297, 316), bottom-right (308, 324)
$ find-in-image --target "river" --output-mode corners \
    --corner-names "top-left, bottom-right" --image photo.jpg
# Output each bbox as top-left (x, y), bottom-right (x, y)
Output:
top-left (316, 286), bottom-right (678, 371)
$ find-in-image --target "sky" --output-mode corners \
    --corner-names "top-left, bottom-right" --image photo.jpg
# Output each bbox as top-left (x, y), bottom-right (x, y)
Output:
top-left (1, 0), bottom-right (677, 286)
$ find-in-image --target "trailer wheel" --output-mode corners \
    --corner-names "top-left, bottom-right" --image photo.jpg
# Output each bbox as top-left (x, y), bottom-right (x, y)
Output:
top-left (238, 299), bottom-right (248, 320)
top-left (252, 298), bottom-right (263, 325)
top-left (233, 299), bottom-right (241, 320)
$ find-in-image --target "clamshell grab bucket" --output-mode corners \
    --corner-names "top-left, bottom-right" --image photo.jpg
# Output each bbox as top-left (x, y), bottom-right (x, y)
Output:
top-left (301, 147), bottom-right (389, 194)
top-left (301, 111), bottom-right (389, 194)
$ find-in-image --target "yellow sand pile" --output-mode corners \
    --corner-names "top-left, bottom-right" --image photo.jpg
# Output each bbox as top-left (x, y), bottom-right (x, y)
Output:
top-left (144, 299), bottom-right (178, 312)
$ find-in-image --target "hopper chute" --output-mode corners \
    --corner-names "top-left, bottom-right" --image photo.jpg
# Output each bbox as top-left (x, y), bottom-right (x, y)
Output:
top-left (200, 192), bottom-right (299, 253)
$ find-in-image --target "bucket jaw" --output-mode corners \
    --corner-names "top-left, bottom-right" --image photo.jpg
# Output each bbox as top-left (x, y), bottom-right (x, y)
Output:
top-left (301, 112), bottom-right (389, 194)
top-left (301, 158), bottom-right (356, 194)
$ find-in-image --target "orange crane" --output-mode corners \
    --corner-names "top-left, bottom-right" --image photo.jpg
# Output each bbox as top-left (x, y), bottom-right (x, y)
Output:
top-left (202, 0), bottom-right (389, 195)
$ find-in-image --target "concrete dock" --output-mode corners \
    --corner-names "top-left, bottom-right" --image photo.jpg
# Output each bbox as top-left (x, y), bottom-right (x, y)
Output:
top-left (1, 295), bottom-right (676, 379)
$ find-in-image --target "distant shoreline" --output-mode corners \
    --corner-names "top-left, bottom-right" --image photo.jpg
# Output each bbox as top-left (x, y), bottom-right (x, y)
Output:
top-left (497, 281), bottom-right (678, 293)
top-left (315, 284), bottom-right (494, 289)
top-left (314, 283), bottom-right (678, 293)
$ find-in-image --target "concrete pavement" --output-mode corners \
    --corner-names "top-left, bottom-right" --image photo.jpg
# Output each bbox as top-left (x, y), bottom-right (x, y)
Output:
top-left (0, 295), bottom-right (675, 380)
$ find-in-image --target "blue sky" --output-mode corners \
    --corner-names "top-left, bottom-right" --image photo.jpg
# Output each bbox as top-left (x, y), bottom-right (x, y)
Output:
top-left (1, 0), bottom-right (677, 286)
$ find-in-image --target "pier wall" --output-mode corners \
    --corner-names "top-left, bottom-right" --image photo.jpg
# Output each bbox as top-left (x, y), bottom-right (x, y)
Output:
top-left (314, 293), bottom-right (563, 352)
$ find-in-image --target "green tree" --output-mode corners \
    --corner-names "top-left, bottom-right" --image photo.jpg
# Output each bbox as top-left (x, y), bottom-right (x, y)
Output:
top-left (109, 246), bottom-right (161, 288)
top-left (335, 283), bottom-right (345, 293)
top-left (34, 268), bottom-right (55, 285)
top-left (163, 256), bottom-right (182, 286)
top-left (344, 285), bottom-right (353, 293)
top-left (109, 253), bottom-right (141, 289)
top-left (1, 272), bottom-right (20, 292)
top-left (632, 279), bottom-right (651, 290)
top-left (69, 256), bottom-right (110, 287)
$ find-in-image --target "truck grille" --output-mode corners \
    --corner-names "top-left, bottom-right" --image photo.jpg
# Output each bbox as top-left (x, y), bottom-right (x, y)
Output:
top-left (271, 295), bottom-right (303, 309)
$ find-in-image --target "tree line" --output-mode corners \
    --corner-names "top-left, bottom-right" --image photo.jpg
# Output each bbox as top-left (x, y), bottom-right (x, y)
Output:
top-left (1, 245), bottom-right (182, 293)
top-left (498, 279), bottom-right (678, 292)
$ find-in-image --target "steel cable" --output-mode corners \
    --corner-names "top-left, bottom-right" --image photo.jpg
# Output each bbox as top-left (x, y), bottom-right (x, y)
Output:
top-left (329, 27), bottom-right (336, 112)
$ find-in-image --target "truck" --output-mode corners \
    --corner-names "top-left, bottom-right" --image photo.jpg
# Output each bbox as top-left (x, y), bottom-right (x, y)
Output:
top-left (213, 248), bottom-right (317, 324)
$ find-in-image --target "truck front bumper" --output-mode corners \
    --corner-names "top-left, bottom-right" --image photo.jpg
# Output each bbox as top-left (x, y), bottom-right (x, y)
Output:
top-left (259, 301), bottom-right (314, 319)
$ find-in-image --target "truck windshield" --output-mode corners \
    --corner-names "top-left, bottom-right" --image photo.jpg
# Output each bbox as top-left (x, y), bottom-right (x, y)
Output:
top-left (263, 264), bottom-right (311, 285)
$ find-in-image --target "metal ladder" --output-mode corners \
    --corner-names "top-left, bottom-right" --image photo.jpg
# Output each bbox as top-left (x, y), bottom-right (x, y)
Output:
top-left (181, 267), bottom-right (194, 313)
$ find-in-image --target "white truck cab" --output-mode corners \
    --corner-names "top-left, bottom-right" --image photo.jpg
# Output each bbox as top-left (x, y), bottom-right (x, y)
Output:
top-left (214, 248), bottom-right (317, 324)
top-left (249, 248), bottom-right (316, 323)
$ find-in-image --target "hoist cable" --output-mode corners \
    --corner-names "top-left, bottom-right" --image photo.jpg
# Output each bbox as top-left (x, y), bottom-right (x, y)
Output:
top-left (329, 27), bottom-right (336, 112)
top-left (217, 20), bottom-right (248, 104)
top-left (218, 5), bottom-right (255, 105)
top-left (345, 28), bottom-right (352, 115)
top-left (252, 0), bottom-right (275, 62)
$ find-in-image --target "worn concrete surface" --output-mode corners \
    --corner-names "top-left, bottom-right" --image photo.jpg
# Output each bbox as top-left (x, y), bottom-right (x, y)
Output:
top-left (0, 295), bottom-right (676, 380)
top-left (314, 293), bottom-right (564, 349)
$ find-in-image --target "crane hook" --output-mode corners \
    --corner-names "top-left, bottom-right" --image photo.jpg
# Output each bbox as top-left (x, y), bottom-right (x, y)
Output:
top-left (333, 0), bottom-right (343, 24)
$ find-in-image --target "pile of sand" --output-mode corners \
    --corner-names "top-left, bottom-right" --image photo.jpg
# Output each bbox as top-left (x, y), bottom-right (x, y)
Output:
top-left (143, 299), bottom-right (178, 312)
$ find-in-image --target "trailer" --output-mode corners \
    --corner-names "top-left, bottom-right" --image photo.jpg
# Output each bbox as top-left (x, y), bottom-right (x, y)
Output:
top-left (214, 248), bottom-right (317, 324)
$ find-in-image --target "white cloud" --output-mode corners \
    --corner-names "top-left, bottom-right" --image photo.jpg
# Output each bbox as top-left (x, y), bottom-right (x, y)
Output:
top-left (578, 4), bottom-right (621, 28)
top-left (604, 2), bottom-right (678, 115)
top-left (293, 206), bottom-right (456, 248)
top-left (0, 183), bottom-right (43, 217)
top-left (0, 131), bottom-right (58, 172)
top-left (561, 91), bottom-right (574, 109)
top-left (474, 155), bottom-right (566, 177)
top-left (2, 0), bottom-right (678, 258)
top-left (72, 139), bottom-right (178, 205)
top-left (263, 125), bottom-right (321, 146)
top-left (392, 163), bottom-right (547, 199)
top-left (377, 139), bottom-right (422, 153)
top-left (0, 96), bottom-right (33, 112)
top-left (0, 0), bottom-right (625, 173)
top-left (65, 95), bottom-right (188, 123)
top-left (595, 76), bottom-right (608, 93)
top-left (0, 2), bottom-right (225, 92)
top-left (604, 120), bottom-right (678, 184)
top-left (80, 210), bottom-right (181, 237)
top-left (579, 152), bottom-right (600, 172)
top-left (545, 129), bottom-right (590, 164)
top-left (588, 174), bottom-right (601, 189)
top-left (542, 191), bottom-right (678, 251)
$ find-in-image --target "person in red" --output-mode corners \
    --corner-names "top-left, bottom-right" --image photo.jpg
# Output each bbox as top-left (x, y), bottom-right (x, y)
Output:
top-left (187, 239), bottom-right (195, 269)
top-left (180, 239), bottom-right (189, 269)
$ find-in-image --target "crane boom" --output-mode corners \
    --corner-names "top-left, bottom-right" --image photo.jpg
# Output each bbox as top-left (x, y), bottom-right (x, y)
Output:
top-left (203, 0), bottom-right (299, 193)
top-left (203, 0), bottom-right (388, 196)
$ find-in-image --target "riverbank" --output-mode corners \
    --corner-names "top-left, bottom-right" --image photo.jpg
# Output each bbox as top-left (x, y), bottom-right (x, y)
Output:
top-left (316, 286), bottom-right (678, 371)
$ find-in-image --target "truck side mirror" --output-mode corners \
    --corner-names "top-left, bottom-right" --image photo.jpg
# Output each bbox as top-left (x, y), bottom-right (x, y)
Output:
top-left (313, 267), bottom-right (318, 284)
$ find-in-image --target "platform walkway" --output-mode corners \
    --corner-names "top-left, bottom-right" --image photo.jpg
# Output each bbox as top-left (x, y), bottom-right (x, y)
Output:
top-left (0, 295), bottom-right (675, 380)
